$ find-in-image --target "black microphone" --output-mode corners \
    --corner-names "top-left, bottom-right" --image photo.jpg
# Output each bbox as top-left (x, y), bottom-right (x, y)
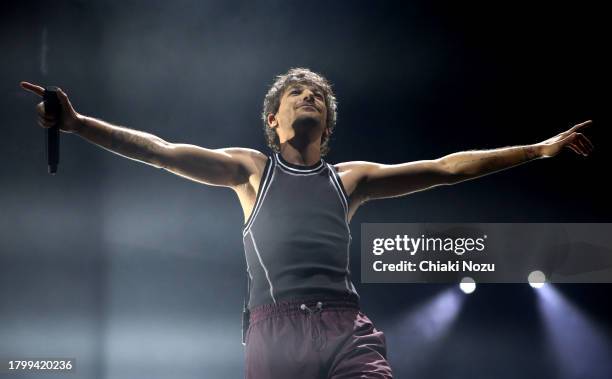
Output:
top-left (43, 86), bottom-right (60, 175)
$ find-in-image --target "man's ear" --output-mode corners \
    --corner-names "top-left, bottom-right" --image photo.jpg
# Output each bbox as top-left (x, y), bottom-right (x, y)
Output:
top-left (267, 113), bottom-right (278, 129)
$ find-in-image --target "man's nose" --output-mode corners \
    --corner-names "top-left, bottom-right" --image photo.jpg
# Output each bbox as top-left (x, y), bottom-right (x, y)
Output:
top-left (302, 91), bottom-right (315, 102)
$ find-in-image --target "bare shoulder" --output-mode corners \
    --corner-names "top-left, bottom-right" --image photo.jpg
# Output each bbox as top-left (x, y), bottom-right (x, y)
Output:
top-left (333, 160), bottom-right (377, 174)
top-left (331, 160), bottom-right (377, 201)
top-left (223, 147), bottom-right (268, 174)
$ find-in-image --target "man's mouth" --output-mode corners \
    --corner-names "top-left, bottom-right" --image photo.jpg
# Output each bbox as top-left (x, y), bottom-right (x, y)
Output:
top-left (298, 104), bottom-right (318, 111)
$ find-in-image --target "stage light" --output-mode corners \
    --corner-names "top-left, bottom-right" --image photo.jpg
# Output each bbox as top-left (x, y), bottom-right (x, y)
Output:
top-left (459, 277), bottom-right (476, 294)
top-left (528, 270), bottom-right (546, 288)
top-left (385, 287), bottom-right (466, 376)
top-left (536, 285), bottom-right (612, 378)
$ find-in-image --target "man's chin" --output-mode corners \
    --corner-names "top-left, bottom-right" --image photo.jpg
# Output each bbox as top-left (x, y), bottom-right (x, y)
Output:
top-left (293, 115), bottom-right (322, 129)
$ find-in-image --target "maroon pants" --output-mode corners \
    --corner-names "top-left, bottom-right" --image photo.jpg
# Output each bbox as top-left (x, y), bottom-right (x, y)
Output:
top-left (244, 297), bottom-right (394, 378)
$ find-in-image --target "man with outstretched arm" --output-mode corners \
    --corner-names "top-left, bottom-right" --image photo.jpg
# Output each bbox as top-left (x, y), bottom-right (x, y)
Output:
top-left (20, 68), bottom-right (593, 378)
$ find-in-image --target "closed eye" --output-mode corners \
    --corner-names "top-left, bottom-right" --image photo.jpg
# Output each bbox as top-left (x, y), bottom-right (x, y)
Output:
top-left (288, 87), bottom-right (324, 99)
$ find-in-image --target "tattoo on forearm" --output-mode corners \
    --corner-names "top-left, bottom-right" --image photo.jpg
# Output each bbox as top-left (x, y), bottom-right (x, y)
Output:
top-left (449, 145), bottom-right (539, 177)
top-left (110, 127), bottom-right (161, 162)
top-left (523, 146), bottom-right (539, 161)
top-left (452, 154), bottom-right (499, 173)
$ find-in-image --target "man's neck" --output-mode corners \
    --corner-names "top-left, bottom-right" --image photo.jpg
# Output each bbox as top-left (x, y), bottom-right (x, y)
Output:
top-left (278, 142), bottom-right (322, 166)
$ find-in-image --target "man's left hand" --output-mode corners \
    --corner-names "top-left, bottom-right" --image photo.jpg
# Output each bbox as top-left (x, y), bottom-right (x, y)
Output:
top-left (536, 120), bottom-right (594, 158)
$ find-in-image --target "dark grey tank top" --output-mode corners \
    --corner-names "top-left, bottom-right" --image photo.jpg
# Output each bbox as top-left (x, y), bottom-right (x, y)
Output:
top-left (242, 152), bottom-right (360, 309)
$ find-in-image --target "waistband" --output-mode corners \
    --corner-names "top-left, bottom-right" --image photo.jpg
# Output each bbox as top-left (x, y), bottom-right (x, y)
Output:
top-left (249, 296), bottom-right (360, 324)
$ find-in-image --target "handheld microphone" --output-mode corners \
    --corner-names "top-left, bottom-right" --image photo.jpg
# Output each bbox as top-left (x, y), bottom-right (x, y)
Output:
top-left (43, 86), bottom-right (60, 175)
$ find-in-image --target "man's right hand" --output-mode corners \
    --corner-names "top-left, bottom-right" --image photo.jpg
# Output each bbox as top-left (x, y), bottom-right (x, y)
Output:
top-left (20, 81), bottom-right (83, 134)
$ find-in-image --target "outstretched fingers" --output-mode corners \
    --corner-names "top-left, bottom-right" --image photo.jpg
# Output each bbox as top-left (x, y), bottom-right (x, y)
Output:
top-left (576, 136), bottom-right (592, 155)
top-left (566, 143), bottom-right (581, 155)
top-left (20, 81), bottom-right (45, 97)
top-left (581, 133), bottom-right (595, 151)
top-left (566, 134), bottom-right (592, 156)
top-left (566, 120), bottom-right (592, 135)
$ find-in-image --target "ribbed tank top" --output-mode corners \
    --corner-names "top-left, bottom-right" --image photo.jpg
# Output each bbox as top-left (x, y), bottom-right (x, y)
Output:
top-left (242, 152), bottom-right (360, 309)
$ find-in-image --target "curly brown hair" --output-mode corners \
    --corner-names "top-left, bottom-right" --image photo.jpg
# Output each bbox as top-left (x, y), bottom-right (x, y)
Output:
top-left (261, 67), bottom-right (338, 156)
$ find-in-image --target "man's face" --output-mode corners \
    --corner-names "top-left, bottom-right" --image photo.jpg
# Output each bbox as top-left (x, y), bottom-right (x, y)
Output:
top-left (267, 82), bottom-right (328, 144)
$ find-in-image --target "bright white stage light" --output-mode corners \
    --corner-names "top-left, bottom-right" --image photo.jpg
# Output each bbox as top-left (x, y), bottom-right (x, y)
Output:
top-left (459, 277), bottom-right (476, 294)
top-left (528, 270), bottom-right (546, 288)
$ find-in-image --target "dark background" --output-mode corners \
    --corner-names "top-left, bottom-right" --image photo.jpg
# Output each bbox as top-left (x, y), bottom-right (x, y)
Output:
top-left (2, 1), bottom-right (610, 378)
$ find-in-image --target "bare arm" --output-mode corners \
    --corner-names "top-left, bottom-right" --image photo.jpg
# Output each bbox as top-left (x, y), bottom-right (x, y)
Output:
top-left (350, 120), bottom-right (594, 203)
top-left (75, 115), bottom-right (167, 169)
top-left (76, 115), bottom-right (258, 188)
top-left (154, 144), bottom-right (262, 188)
top-left (21, 81), bottom-right (257, 188)
top-left (439, 144), bottom-right (543, 181)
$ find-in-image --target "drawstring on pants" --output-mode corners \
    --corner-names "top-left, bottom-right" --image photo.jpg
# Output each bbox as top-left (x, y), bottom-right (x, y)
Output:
top-left (300, 301), bottom-right (326, 351)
